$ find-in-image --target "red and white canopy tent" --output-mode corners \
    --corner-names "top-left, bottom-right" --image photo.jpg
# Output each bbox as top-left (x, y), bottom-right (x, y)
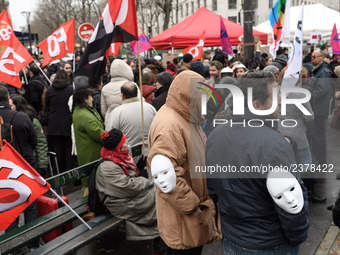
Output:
top-left (150, 7), bottom-right (268, 49)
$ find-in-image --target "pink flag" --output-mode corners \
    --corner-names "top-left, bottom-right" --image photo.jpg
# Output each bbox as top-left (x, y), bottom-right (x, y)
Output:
top-left (130, 30), bottom-right (153, 56)
top-left (220, 16), bottom-right (233, 56)
top-left (331, 24), bottom-right (340, 56)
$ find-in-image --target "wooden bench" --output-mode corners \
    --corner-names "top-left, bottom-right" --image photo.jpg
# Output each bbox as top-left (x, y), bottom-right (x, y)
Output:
top-left (0, 160), bottom-right (123, 255)
top-left (0, 144), bottom-right (144, 255)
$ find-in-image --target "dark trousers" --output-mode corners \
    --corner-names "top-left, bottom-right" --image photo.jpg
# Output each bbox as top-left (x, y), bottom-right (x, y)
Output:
top-left (312, 116), bottom-right (327, 164)
top-left (167, 246), bottom-right (203, 255)
top-left (48, 135), bottom-right (73, 174)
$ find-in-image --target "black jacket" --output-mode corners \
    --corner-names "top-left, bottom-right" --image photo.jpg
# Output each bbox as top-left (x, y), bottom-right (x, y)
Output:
top-left (0, 102), bottom-right (37, 167)
top-left (45, 80), bottom-right (73, 136)
top-left (92, 88), bottom-right (102, 118)
top-left (309, 61), bottom-right (334, 117)
top-left (206, 109), bottom-right (309, 249)
top-left (152, 86), bottom-right (169, 111)
top-left (28, 75), bottom-right (47, 113)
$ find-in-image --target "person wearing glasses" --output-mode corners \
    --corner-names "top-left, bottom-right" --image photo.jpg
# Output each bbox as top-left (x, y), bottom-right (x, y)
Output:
top-left (308, 49), bottom-right (333, 178)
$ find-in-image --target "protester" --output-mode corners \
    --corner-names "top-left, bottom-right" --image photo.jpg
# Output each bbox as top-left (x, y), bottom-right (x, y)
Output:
top-left (96, 128), bottom-right (159, 241)
top-left (10, 94), bottom-right (48, 177)
top-left (333, 190), bottom-right (340, 228)
top-left (101, 59), bottom-right (135, 124)
top-left (232, 63), bottom-right (247, 78)
top-left (28, 64), bottom-right (48, 113)
top-left (181, 53), bottom-right (193, 70)
top-left (45, 69), bottom-right (74, 174)
top-left (206, 70), bottom-right (309, 254)
top-left (152, 72), bottom-right (174, 111)
top-left (148, 70), bottom-right (220, 254)
top-left (190, 60), bottom-right (205, 77)
top-left (141, 72), bottom-right (157, 103)
top-left (263, 65), bottom-right (280, 79)
top-left (209, 60), bottom-right (223, 79)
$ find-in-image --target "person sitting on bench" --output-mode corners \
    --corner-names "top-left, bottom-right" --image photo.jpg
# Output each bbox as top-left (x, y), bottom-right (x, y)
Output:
top-left (95, 128), bottom-right (159, 241)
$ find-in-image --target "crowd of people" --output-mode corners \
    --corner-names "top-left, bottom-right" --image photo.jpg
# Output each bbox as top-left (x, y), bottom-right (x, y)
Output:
top-left (1, 43), bottom-right (340, 255)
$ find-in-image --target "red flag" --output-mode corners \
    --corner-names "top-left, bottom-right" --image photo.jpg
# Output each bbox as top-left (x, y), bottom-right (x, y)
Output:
top-left (0, 10), bottom-right (33, 88)
top-left (331, 24), bottom-right (340, 56)
top-left (37, 19), bottom-right (75, 67)
top-left (130, 30), bottom-right (153, 56)
top-left (108, 42), bottom-right (122, 56)
top-left (0, 141), bottom-right (50, 231)
top-left (75, 0), bottom-right (138, 85)
top-left (182, 31), bottom-right (205, 61)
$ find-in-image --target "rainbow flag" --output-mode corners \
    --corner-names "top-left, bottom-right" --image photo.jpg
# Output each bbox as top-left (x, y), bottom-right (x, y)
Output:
top-left (130, 30), bottom-right (153, 56)
top-left (331, 24), bottom-right (340, 56)
top-left (269, 0), bottom-right (289, 59)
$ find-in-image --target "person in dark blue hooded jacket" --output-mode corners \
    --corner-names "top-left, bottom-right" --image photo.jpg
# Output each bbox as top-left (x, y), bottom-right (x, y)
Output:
top-left (206, 70), bottom-right (309, 255)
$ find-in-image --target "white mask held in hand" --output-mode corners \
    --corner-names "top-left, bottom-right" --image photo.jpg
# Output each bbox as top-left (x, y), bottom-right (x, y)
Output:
top-left (151, 154), bottom-right (176, 193)
top-left (266, 169), bottom-right (304, 214)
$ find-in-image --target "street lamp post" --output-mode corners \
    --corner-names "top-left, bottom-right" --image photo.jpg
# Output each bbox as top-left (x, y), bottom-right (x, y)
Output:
top-left (21, 11), bottom-right (32, 55)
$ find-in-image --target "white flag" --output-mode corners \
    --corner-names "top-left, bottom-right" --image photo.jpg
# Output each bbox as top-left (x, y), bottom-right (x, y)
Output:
top-left (282, 4), bottom-right (304, 88)
top-left (281, 0), bottom-right (291, 39)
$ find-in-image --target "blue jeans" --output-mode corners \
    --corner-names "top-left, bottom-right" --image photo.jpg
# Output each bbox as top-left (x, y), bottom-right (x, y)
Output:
top-left (296, 147), bottom-right (313, 171)
top-left (223, 237), bottom-right (299, 255)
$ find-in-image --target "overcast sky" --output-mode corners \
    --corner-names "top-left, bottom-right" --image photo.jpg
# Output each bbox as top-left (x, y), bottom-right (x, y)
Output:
top-left (8, 0), bottom-right (38, 31)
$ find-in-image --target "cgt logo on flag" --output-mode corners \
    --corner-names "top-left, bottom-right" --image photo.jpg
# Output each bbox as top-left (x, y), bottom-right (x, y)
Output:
top-left (0, 141), bottom-right (50, 231)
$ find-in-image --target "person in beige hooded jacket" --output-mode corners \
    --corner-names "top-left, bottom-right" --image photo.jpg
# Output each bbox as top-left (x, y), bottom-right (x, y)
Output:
top-left (147, 70), bottom-right (220, 254)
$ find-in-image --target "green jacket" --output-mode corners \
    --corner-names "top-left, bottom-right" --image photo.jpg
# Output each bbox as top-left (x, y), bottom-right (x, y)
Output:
top-left (73, 105), bottom-right (104, 166)
top-left (33, 118), bottom-right (48, 170)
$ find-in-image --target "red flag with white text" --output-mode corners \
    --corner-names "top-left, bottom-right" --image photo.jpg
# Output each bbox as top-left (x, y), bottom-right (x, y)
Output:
top-left (182, 31), bottom-right (205, 61)
top-left (0, 10), bottom-right (34, 88)
top-left (37, 19), bottom-right (75, 67)
top-left (108, 42), bottom-right (122, 56)
top-left (0, 141), bottom-right (50, 231)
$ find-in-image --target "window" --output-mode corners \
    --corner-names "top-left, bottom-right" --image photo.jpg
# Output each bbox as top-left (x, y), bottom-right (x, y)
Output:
top-left (204, 0), bottom-right (207, 7)
top-left (192, 1), bottom-right (194, 13)
top-left (186, 2), bottom-right (189, 16)
top-left (251, 0), bottom-right (258, 9)
top-left (269, 0), bottom-right (273, 8)
top-left (228, 16), bottom-right (237, 23)
top-left (229, 0), bottom-right (237, 9)
top-left (212, 0), bottom-right (217, 11)
top-left (197, 0), bottom-right (200, 8)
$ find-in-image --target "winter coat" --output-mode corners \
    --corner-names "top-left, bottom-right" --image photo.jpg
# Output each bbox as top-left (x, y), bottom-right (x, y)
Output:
top-left (101, 59), bottom-right (134, 122)
top-left (0, 103), bottom-right (37, 167)
top-left (92, 88), bottom-right (102, 118)
top-left (206, 109), bottom-right (309, 249)
top-left (142, 85), bottom-right (157, 103)
top-left (105, 97), bottom-right (156, 155)
top-left (308, 61), bottom-right (334, 117)
top-left (73, 105), bottom-right (104, 166)
top-left (96, 160), bottom-right (159, 240)
top-left (28, 75), bottom-right (47, 113)
top-left (45, 80), bottom-right (73, 136)
top-left (147, 70), bottom-right (220, 250)
top-left (33, 118), bottom-right (48, 169)
top-left (278, 91), bottom-right (314, 150)
top-left (152, 86), bottom-right (169, 111)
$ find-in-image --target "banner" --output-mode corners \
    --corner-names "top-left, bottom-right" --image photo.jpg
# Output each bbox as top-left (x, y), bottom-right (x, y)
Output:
top-left (37, 19), bottom-right (75, 67)
top-left (220, 16), bottom-right (233, 56)
top-left (331, 24), bottom-right (340, 56)
top-left (0, 141), bottom-right (50, 231)
top-left (182, 31), bottom-right (205, 61)
top-left (269, 0), bottom-right (289, 59)
top-left (0, 10), bottom-right (34, 88)
top-left (130, 30), bottom-right (153, 56)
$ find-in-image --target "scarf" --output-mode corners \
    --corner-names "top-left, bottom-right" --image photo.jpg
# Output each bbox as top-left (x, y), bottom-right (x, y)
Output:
top-left (100, 147), bottom-right (139, 176)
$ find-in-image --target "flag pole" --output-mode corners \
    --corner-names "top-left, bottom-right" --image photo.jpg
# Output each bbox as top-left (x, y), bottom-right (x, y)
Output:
top-left (23, 68), bottom-right (28, 85)
top-left (137, 40), bottom-right (145, 160)
top-left (73, 52), bottom-right (76, 73)
top-left (152, 47), bottom-right (158, 55)
top-left (49, 188), bottom-right (92, 230)
top-left (34, 60), bottom-right (52, 86)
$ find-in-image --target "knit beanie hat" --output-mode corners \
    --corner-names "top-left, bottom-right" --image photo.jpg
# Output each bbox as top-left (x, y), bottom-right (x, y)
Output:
top-left (190, 60), bottom-right (205, 76)
top-left (101, 128), bottom-right (126, 151)
top-left (263, 65), bottom-right (280, 75)
top-left (156, 72), bottom-right (174, 88)
top-left (166, 61), bottom-right (177, 72)
top-left (183, 53), bottom-right (193, 63)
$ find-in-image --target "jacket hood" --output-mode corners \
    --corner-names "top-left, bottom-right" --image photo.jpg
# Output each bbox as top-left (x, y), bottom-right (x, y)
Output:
top-left (52, 80), bottom-right (71, 90)
top-left (166, 70), bottom-right (207, 124)
top-left (142, 85), bottom-right (157, 98)
top-left (110, 59), bottom-right (134, 81)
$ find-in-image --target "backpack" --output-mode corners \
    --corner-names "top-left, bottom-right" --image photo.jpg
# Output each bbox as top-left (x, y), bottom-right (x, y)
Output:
top-left (87, 158), bottom-right (109, 215)
top-left (0, 111), bottom-right (17, 150)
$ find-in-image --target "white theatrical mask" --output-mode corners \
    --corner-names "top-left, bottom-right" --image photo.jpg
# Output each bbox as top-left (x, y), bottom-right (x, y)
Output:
top-left (266, 169), bottom-right (304, 214)
top-left (151, 154), bottom-right (176, 193)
